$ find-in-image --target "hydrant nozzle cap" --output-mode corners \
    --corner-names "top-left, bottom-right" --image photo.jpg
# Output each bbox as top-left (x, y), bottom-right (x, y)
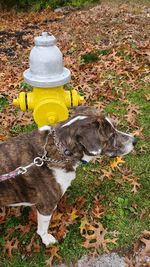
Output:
top-left (13, 98), bottom-right (19, 105)
top-left (79, 95), bottom-right (85, 103)
top-left (34, 32), bottom-right (56, 46)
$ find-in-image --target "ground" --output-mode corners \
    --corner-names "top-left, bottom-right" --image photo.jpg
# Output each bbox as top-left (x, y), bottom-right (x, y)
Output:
top-left (0, 0), bottom-right (150, 266)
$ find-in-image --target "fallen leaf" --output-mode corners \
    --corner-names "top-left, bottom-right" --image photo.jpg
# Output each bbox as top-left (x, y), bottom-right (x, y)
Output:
top-left (122, 174), bottom-right (140, 193)
top-left (132, 127), bottom-right (144, 138)
top-left (131, 180), bottom-right (141, 194)
top-left (145, 94), bottom-right (150, 101)
top-left (140, 231), bottom-right (150, 257)
top-left (28, 207), bottom-right (37, 224)
top-left (125, 256), bottom-right (135, 267)
top-left (50, 211), bottom-right (63, 229)
top-left (101, 168), bottom-right (113, 180)
top-left (81, 220), bottom-right (117, 252)
top-left (110, 157), bottom-right (125, 170)
top-left (26, 234), bottom-right (41, 253)
top-left (3, 238), bottom-right (19, 257)
top-left (46, 246), bottom-right (61, 267)
top-left (79, 217), bottom-right (89, 235)
top-left (91, 195), bottom-right (105, 219)
top-left (71, 208), bottom-right (78, 222)
top-left (0, 207), bottom-right (6, 223)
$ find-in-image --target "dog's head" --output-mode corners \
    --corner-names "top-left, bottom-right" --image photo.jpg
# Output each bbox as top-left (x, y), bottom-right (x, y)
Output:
top-left (57, 106), bottom-right (136, 158)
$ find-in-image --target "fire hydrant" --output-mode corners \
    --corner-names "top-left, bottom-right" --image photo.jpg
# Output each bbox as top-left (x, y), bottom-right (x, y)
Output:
top-left (13, 32), bottom-right (83, 127)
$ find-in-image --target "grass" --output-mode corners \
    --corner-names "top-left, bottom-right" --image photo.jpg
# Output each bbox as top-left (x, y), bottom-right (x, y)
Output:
top-left (0, 0), bottom-right (100, 11)
top-left (58, 224), bottom-right (86, 264)
top-left (19, 81), bottom-right (32, 92)
top-left (127, 88), bottom-right (150, 136)
top-left (0, 253), bottom-right (47, 267)
top-left (9, 122), bottom-right (37, 135)
top-left (80, 49), bottom-right (110, 64)
top-left (0, 95), bottom-right (9, 112)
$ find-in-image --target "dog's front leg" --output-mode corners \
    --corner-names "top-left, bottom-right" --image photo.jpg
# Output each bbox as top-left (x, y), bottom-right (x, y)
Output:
top-left (37, 210), bottom-right (57, 246)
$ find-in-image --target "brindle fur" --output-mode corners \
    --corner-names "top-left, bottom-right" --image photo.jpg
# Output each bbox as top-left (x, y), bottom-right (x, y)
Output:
top-left (0, 107), bottom-right (135, 221)
top-left (0, 131), bottom-right (63, 214)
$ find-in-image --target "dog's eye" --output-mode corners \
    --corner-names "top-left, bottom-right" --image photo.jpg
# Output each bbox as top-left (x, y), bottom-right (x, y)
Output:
top-left (94, 121), bottom-right (100, 129)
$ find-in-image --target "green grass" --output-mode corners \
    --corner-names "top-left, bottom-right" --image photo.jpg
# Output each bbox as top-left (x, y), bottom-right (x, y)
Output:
top-left (100, 176), bottom-right (150, 248)
top-left (127, 88), bottom-right (150, 136)
top-left (80, 49), bottom-right (110, 64)
top-left (104, 100), bottom-right (127, 115)
top-left (19, 81), bottom-right (32, 92)
top-left (9, 122), bottom-right (37, 135)
top-left (0, 253), bottom-right (47, 267)
top-left (0, 0), bottom-right (100, 11)
top-left (58, 224), bottom-right (86, 264)
top-left (0, 95), bottom-right (9, 112)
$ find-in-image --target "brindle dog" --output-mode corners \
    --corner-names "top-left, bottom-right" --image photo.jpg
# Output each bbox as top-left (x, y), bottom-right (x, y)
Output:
top-left (0, 107), bottom-right (136, 246)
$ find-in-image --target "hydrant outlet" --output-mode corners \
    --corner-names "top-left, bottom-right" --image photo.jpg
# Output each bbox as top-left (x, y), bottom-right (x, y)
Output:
top-left (13, 92), bottom-right (27, 111)
top-left (13, 98), bottom-right (19, 106)
top-left (71, 90), bottom-right (84, 106)
top-left (79, 95), bottom-right (85, 103)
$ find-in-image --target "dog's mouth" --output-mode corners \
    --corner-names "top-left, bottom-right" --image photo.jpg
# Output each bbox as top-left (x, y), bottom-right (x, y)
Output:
top-left (82, 147), bottom-right (94, 156)
top-left (104, 146), bottom-right (134, 158)
top-left (82, 146), bottom-right (101, 156)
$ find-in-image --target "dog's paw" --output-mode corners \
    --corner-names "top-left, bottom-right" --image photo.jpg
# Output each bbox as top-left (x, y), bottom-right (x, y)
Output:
top-left (41, 233), bottom-right (58, 246)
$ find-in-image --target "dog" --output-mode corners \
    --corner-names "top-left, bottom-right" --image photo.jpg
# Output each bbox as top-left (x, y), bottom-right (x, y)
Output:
top-left (0, 106), bottom-right (136, 246)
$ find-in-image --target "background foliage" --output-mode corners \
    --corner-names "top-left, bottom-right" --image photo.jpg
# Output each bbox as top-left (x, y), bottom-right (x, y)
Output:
top-left (0, 0), bottom-right (99, 11)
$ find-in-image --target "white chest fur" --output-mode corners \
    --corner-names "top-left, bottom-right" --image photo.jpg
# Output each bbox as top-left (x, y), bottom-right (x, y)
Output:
top-left (52, 167), bottom-right (77, 195)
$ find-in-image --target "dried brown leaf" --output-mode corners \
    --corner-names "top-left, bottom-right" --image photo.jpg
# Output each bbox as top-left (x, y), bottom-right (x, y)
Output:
top-left (26, 234), bottom-right (41, 253)
top-left (46, 246), bottom-right (61, 267)
top-left (101, 168), bottom-right (113, 180)
top-left (81, 221), bottom-right (117, 252)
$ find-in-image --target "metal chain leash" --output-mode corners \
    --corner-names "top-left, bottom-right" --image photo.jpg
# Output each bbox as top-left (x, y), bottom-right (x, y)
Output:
top-left (14, 128), bottom-right (71, 174)
top-left (0, 128), bottom-right (71, 182)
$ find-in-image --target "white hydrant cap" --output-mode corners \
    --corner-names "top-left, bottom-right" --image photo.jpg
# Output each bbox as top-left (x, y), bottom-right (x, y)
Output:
top-left (23, 32), bottom-right (71, 88)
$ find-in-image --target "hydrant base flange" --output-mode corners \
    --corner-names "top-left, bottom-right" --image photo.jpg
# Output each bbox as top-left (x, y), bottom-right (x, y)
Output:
top-left (24, 67), bottom-right (71, 88)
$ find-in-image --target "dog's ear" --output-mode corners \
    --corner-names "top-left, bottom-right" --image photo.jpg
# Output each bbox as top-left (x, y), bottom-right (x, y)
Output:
top-left (71, 106), bottom-right (97, 116)
top-left (97, 116), bottom-right (114, 136)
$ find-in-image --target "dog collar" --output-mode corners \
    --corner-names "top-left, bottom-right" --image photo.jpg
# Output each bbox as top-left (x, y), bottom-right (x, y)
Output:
top-left (80, 159), bottom-right (88, 164)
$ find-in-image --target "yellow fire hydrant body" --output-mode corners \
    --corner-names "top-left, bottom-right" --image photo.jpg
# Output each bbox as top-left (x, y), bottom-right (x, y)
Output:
top-left (13, 32), bottom-right (83, 127)
top-left (13, 86), bottom-right (83, 127)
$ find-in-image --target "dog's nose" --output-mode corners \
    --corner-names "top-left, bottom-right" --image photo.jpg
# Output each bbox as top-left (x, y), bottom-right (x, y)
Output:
top-left (132, 137), bottom-right (137, 146)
